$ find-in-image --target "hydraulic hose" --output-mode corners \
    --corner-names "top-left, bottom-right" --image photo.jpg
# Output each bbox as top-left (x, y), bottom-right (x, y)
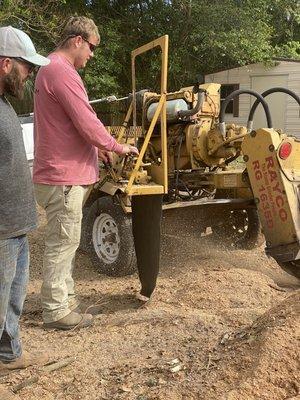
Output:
top-left (247, 87), bottom-right (300, 131)
top-left (219, 89), bottom-right (272, 137)
top-left (178, 89), bottom-right (205, 119)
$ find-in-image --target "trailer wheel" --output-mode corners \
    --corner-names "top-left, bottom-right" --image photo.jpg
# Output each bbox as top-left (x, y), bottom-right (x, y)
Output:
top-left (80, 196), bottom-right (137, 276)
top-left (210, 208), bottom-right (264, 250)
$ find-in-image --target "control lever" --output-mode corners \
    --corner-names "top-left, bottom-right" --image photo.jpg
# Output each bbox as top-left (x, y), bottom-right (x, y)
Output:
top-left (103, 160), bottom-right (118, 181)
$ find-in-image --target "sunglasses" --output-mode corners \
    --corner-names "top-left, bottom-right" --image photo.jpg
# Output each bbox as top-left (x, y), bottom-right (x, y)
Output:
top-left (13, 57), bottom-right (37, 74)
top-left (82, 37), bottom-right (97, 53)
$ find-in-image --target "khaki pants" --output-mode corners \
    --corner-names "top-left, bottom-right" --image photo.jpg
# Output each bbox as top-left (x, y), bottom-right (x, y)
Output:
top-left (34, 184), bottom-right (92, 323)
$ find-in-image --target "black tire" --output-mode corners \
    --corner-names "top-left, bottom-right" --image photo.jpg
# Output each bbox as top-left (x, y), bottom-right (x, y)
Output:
top-left (209, 207), bottom-right (264, 250)
top-left (79, 205), bottom-right (92, 252)
top-left (277, 259), bottom-right (300, 279)
top-left (80, 196), bottom-right (137, 276)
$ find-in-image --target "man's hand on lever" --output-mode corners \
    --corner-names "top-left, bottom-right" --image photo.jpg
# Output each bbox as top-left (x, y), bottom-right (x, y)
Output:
top-left (118, 144), bottom-right (139, 156)
top-left (98, 144), bottom-right (139, 166)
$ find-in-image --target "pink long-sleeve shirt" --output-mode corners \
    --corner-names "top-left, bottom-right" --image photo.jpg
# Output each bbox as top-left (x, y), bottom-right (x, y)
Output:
top-left (33, 53), bottom-right (123, 185)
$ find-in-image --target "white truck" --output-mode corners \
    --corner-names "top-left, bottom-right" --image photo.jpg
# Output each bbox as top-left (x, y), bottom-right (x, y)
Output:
top-left (19, 113), bottom-right (34, 173)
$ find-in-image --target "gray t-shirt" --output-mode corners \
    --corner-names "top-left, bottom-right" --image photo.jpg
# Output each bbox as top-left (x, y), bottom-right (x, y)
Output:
top-left (0, 96), bottom-right (37, 239)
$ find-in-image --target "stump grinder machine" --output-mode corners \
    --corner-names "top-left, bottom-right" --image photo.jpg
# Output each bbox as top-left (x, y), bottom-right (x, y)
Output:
top-left (80, 35), bottom-right (300, 298)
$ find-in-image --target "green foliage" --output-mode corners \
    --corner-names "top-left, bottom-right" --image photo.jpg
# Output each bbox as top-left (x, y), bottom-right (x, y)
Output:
top-left (0, 0), bottom-right (299, 112)
top-left (274, 40), bottom-right (300, 58)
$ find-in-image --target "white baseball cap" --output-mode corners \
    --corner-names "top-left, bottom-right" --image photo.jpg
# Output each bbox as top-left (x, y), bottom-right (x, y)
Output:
top-left (0, 26), bottom-right (49, 66)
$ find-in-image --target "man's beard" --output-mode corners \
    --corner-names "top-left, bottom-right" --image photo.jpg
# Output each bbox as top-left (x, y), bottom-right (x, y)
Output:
top-left (3, 63), bottom-right (25, 99)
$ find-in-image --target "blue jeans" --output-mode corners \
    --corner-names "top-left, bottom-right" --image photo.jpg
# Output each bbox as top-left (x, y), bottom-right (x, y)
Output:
top-left (0, 235), bottom-right (29, 362)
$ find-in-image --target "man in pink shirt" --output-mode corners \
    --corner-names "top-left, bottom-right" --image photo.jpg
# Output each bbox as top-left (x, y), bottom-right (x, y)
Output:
top-left (33, 16), bottom-right (138, 330)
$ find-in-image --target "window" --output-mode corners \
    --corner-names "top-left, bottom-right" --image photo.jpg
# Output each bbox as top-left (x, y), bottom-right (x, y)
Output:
top-left (220, 84), bottom-right (239, 117)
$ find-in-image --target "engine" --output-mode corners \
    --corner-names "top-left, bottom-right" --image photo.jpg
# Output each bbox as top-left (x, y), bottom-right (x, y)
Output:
top-left (141, 83), bottom-right (246, 172)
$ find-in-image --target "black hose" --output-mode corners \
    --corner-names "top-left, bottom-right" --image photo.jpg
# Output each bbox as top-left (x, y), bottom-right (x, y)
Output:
top-left (247, 87), bottom-right (300, 131)
top-left (219, 89), bottom-right (272, 136)
top-left (178, 89), bottom-right (205, 119)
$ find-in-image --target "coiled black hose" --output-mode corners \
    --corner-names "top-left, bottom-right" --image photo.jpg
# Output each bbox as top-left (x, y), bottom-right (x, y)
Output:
top-left (219, 89), bottom-right (272, 136)
top-left (247, 87), bottom-right (300, 131)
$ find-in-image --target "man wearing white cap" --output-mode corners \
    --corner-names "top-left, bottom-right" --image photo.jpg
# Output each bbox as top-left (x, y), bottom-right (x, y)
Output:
top-left (0, 26), bottom-right (49, 373)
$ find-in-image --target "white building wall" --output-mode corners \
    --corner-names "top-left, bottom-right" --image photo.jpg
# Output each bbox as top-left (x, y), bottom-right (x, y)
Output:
top-left (205, 61), bottom-right (300, 138)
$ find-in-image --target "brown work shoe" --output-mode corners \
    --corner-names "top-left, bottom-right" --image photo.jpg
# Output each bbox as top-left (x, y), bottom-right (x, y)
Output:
top-left (43, 311), bottom-right (93, 330)
top-left (0, 350), bottom-right (50, 373)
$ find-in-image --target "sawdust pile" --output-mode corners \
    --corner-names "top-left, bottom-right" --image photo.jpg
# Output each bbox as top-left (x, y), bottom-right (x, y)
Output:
top-left (203, 291), bottom-right (300, 400)
top-left (0, 209), bottom-right (299, 399)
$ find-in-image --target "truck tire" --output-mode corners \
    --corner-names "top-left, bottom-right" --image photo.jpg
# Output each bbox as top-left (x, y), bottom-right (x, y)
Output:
top-left (80, 196), bottom-right (137, 276)
top-left (210, 207), bottom-right (264, 250)
top-left (278, 259), bottom-right (300, 279)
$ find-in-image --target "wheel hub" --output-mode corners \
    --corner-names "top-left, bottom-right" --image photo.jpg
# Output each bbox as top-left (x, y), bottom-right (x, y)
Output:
top-left (92, 212), bottom-right (120, 264)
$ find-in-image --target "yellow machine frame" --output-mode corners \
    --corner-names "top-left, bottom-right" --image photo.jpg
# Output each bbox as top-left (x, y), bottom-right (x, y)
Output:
top-left (116, 35), bottom-right (169, 196)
